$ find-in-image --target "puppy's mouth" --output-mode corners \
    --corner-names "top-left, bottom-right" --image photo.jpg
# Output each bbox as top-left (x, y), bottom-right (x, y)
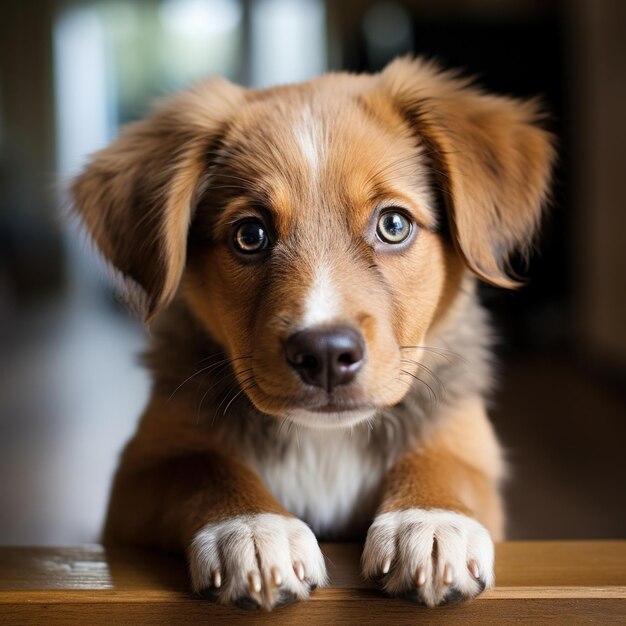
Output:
top-left (305, 402), bottom-right (370, 414)
top-left (283, 402), bottom-right (378, 429)
top-left (239, 363), bottom-right (379, 427)
top-left (307, 402), bottom-right (355, 413)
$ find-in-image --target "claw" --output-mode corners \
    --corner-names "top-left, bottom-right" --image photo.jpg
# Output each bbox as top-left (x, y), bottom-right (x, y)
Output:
top-left (415, 566), bottom-right (427, 587)
top-left (211, 569), bottom-right (221, 589)
top-left (271, 566), bottom-right (283, 587)
top-left (443, 564), bottom-right (453, 586)
top-left (293, 560), bottom-right (305, 582)
top-left (249, 571), bottom-right (262, 593)
top-left (381, 557), bottom-right (391, 575)
top-left (468, 559), bottom-right (480, 580)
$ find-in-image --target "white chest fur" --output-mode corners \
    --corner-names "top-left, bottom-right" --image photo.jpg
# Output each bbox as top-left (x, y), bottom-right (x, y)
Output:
top-left (248, 429), bottom-right (387, 538)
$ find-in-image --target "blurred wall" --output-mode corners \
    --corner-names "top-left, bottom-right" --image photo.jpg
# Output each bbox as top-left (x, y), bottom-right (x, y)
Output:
top-left (571, 0), bottom-right (626, 368)
top-left (0, 1), bottom-right (62, 312)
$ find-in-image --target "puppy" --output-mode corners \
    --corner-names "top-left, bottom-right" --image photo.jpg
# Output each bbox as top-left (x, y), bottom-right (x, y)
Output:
top-left (72, 57), bottom-right (554, 610)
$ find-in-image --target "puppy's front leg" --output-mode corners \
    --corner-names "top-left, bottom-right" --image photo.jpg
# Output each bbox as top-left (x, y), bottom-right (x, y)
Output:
top-left (362, 401), bottom-right (503, 607)
top-left (105, 448), bottom-right (327, 610)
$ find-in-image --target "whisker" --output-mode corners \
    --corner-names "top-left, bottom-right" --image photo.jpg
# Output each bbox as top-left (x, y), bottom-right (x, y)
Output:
top-left (400, 358), bottom-right (446, 399)
top-left (169, 355), bottom-right (252, 401)
top-left (215, 375), bottom-right (257, 419)
top-left (197, 360), bottom-right (257, 423)
top-left (196, 351), bottom-right (226, 365)
top-left (399, 369), bottom-right (439, 405)
top-left (198, 367), bottom-right (234, 424)
top-left (194, 361), bottom-right (230, 407)
top-left (169, 361), bottom-right (228, 401)
top-left (399, 344), bottom-right (459, 355)
top-left (277, 415), bottom-right (289, 437)
top-left (210, 378), bottom-right (242, 422)
top-left (222, 386), bottom-right (248, 417)
top-left (231, 367), bottom-right (255, 378)
top-left (399, 345), bottom-right (465, 364)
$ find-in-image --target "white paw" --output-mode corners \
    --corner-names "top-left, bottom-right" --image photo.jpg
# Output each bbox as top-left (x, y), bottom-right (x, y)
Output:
top-left (188, 513), bottom-right (327, 611)
top-left (362, 509), bottom-right (494, 607)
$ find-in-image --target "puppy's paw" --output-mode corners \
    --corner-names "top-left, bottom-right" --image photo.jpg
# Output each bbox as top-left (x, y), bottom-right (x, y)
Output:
top-left (189, 513), bottom-right (327, 611)
top-left (362, 509), bottom-right (494, 607)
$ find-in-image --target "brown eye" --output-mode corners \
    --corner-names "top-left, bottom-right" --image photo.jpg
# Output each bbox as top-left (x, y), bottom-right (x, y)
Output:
top-left (233, 219), bottom-right (269, 254)
top-left (376, 210), bottom-right (412, 244)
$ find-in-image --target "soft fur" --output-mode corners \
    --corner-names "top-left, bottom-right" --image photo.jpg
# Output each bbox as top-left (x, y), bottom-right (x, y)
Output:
top-left (72, 58), bottom-right (554, 610)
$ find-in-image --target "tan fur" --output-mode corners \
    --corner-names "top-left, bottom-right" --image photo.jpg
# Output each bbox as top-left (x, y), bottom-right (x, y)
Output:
top-left (72, 58), bottom-right (554, 608)
top-left (72, 77), bottom-right (244, 318)
top-left (378, 396), bottom-right (505, 540)
top-left (380, 58), bottom-right (556, 288)
top-left (104, 397), bottom-right (288, 550)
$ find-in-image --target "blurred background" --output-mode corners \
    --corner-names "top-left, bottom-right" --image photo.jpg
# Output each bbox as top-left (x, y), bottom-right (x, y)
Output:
top-left (0, 0), bottom-right (624, 545)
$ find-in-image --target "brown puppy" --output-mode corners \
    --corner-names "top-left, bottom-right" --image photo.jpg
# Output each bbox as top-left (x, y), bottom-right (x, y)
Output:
top-left (72, 58), bottom-right (554, 610)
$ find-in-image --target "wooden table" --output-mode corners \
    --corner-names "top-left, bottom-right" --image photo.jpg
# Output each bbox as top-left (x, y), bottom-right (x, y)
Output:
top-left (1, 541), bottom-right (625, 624)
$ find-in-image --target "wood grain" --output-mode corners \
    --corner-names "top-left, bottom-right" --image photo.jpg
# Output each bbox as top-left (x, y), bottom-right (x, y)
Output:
top-left (0, 542), bottom-right (624, 624)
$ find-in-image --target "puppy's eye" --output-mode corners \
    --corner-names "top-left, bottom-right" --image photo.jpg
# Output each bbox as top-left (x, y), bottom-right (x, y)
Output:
top-left (233, 219), bottom-right (269, 254)
top-left (376, 210), bottom-right (412, 244)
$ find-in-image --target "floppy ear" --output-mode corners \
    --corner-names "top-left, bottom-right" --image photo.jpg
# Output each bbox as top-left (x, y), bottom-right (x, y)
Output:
top-left (71, 77), bottom-right (243, 320)
top-left (380, 58), bottom-right (556, 288)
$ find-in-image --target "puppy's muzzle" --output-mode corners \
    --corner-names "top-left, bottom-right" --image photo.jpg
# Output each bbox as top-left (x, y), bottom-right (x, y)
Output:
top-left (285, 325), bottom-right (365, 393)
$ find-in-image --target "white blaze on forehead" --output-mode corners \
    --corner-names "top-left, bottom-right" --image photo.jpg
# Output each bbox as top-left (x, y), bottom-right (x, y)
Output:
top-left (294, 106), bottom-right (324, 185)
top-left (294, 106), bottom-right (336, 327)
top-left (302, 261), bottom-right (339, 327)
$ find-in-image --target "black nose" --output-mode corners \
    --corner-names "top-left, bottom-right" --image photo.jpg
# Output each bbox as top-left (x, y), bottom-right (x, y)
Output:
top-left (285, 325), bottom-right (366, 392)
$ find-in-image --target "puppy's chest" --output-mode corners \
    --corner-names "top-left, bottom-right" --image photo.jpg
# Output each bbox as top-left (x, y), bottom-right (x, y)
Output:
top-left (247, 432), bottom-right (388, 539)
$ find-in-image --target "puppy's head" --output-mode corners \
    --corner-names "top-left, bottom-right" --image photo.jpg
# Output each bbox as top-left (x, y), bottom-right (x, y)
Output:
top-left (72, 58), bottom-right (554, 428)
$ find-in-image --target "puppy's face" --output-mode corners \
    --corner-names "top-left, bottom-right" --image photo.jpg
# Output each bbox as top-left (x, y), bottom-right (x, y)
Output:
top-left (184, 91), bottom-right (456, 426)
top-left (72, 59), bottom-right (554, 429)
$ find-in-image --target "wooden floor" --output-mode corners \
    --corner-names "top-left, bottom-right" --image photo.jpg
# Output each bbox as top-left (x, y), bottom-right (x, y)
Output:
top-left (1, 542), bottom-right (624, 624)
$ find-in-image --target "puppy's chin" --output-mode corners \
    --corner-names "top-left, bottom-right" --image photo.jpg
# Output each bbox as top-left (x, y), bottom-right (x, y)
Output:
top-left (282, 407), bottom-right (377, 430)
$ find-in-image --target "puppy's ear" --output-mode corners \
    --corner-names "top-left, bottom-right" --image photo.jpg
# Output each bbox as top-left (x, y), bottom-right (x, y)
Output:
top-left (71, 77), bottom-right (243, 320)
top-left (381, 58), bottom-right (556, 288)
